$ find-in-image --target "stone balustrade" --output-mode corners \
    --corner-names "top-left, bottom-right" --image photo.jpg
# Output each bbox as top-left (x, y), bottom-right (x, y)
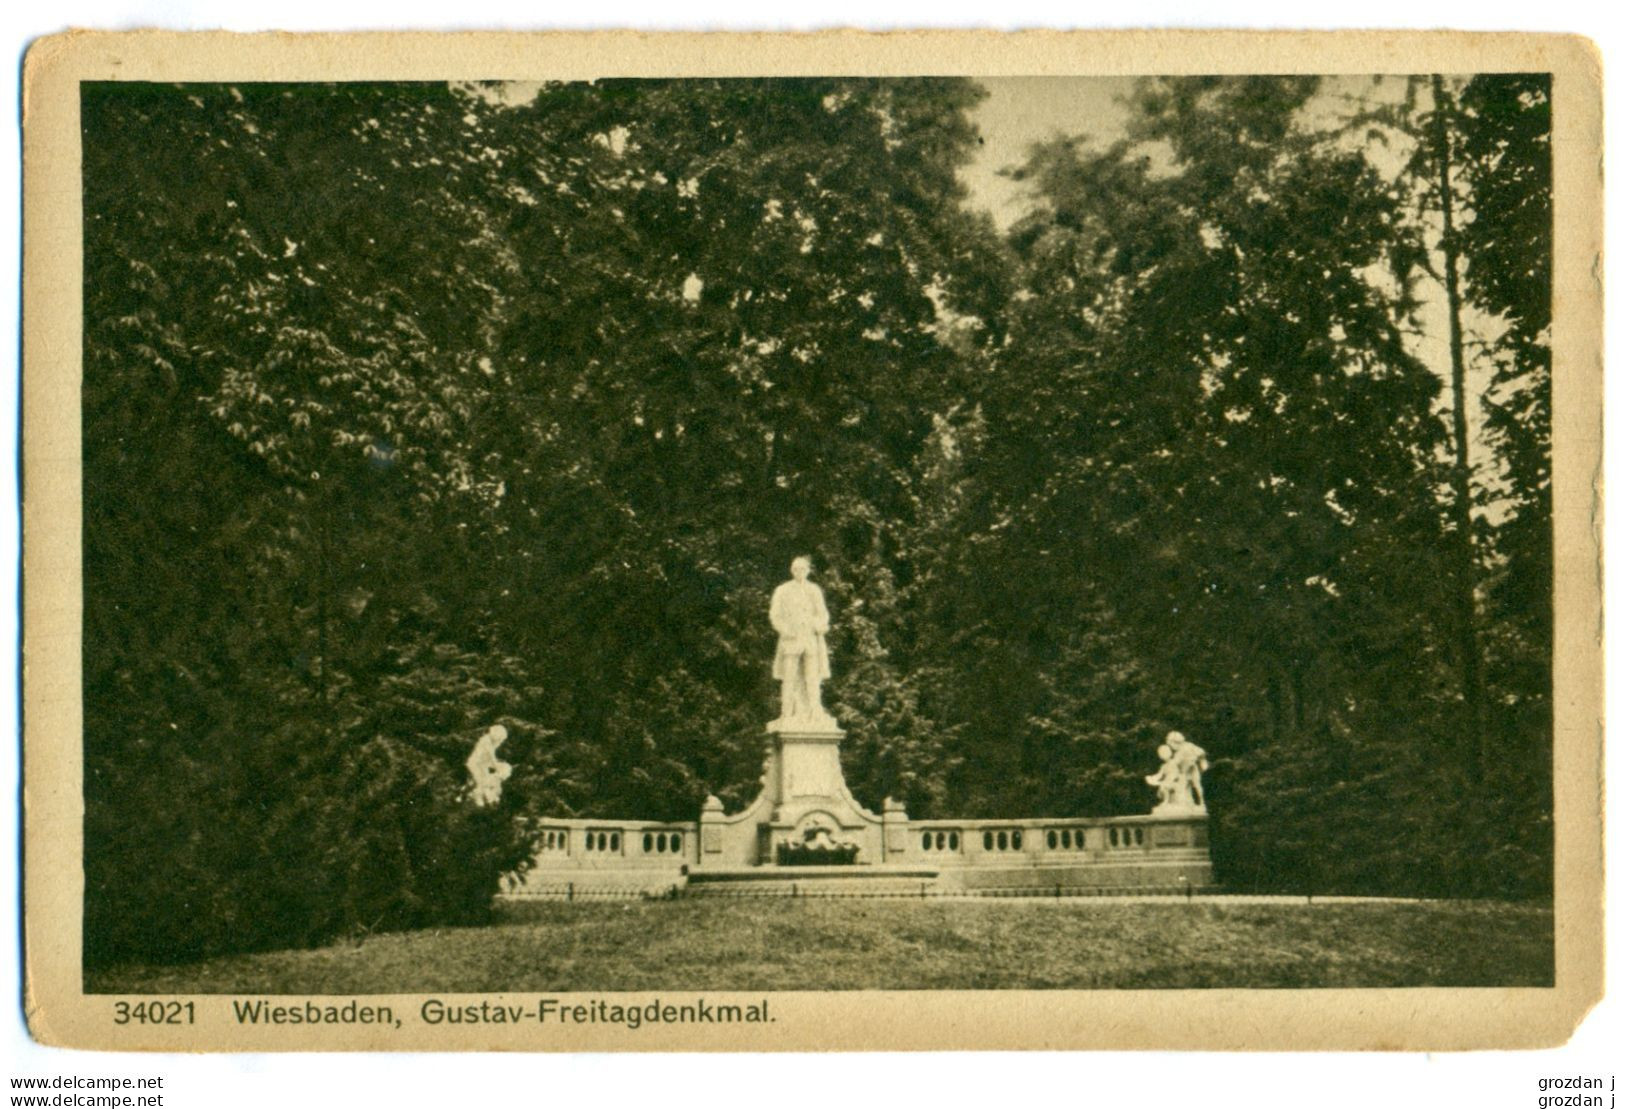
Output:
top-left (524, 818), bottom-right (701, 869)
top-left (506, 809), bottom-right (1211, 899)
top-left (904, 814), bottom-right (1208, 865)
top-left (503, 787), bottom-right (1209, 897)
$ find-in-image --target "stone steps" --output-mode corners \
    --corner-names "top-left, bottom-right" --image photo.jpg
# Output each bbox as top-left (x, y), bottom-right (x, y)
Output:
top-left (683, 864), bottom-right (941, 898)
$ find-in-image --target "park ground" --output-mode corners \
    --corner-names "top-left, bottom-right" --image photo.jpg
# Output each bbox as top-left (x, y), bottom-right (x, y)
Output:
top-left (86, 898), bottom-right (1553, 993)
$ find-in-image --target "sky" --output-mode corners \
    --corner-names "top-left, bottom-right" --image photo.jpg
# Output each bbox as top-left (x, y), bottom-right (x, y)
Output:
top-left (957, 74), bottom-right (1512, 494)
top-left (958, 74), bottom-right (1415, 225)
top-left (961, 76), bottom-right (1138, 225)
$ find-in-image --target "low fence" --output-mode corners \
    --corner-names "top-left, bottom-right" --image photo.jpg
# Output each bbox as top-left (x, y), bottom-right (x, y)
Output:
top-left (501, 881), bottom-right (682, 902)
top-left (503, 882), bottom-right (1223, 902)
top-left (499, 886), bottom-right (1467, 905)
top-left (684, 884), bottom-right (1217, 900)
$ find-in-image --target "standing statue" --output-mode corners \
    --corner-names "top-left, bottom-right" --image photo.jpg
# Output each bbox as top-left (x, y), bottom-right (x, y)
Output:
top-left (769, 555), bottom-right (834, 730)
top-left (1147, 730), bottom-right (1208, 813)
top-left (466, 724), bottom-right (513, 807)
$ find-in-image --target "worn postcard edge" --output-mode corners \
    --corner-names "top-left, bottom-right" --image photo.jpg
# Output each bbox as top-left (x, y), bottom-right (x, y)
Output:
top-left (19, 29), bottom-right (1605, 1052)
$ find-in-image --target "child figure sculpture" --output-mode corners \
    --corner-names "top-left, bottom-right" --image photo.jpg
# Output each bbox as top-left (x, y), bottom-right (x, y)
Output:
top-left (1147, 730), bottom-right (1208, 813)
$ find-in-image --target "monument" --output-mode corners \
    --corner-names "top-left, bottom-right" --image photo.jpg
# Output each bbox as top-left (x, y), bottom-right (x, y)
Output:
top-left (503, 559), bottom-right (1216, 899)
top-left (686, 556), bottom-right (906, 884)
top-left (768, 555), bottom-right (835, 732)
top-left (1146, 730), bottom-right (1208, 814)
top-left (720, 556), bottom-right (889, 870)
top-left (466, 724), bottom-right (513, 807)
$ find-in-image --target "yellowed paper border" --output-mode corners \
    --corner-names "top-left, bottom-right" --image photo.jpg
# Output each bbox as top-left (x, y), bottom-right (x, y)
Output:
top-left (22, 29), bottom-right (1604, 1051)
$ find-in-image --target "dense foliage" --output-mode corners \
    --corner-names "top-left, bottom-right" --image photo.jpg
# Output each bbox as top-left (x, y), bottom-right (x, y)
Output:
top-left (80, 74), bottom-right (1553, 965)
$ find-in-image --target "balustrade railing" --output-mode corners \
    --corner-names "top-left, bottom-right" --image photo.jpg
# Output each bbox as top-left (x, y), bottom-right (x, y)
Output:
top-left (522, 819), bottom-right (700, 866)
top-left (906, 815), bottom-right (1203, 863)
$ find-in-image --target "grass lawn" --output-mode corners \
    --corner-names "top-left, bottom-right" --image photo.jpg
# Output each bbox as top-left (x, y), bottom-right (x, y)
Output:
top-left (86, 899), bottom-right (1553, 994)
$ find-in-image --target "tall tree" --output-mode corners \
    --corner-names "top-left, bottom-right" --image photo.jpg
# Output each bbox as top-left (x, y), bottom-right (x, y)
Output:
top-left (1455, 74), bottom-right (1552, 716)
top-left (980, 76), bottom-right (1474, 891)
top-left (1453, 73), bottom-right (1554, 892)
top-left (82, 82), bottom-right (568, 962)
top-left (1427, 73), bottom-right (1486, 784)
top-left (1350, 73), bottom-right (1555, 890)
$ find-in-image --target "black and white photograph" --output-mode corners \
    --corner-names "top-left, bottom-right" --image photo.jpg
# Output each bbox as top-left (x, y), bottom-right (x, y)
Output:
top-left (19, 29), bottom-right (1603, 1055)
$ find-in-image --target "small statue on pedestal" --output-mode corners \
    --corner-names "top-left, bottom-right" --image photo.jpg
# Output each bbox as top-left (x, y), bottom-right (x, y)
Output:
top-left (466, 724), bottom-right (513, 807)
top-left (1147, 730), bottom-right (1208, 814)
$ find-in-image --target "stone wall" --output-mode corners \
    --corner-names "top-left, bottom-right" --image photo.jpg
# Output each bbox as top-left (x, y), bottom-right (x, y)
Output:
top-left (502, 811), bottom-right (1214, 898)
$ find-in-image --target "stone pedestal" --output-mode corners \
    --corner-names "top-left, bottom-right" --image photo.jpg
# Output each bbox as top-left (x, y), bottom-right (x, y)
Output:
top-left (766, 726), bottom-right (847, 818)
top-left (761, 724), bottom-right (885, 862)
top-left (699, 793), bottom-right (726, 858)
top-left (690, 721), bottom-right (895, 868)
top-left (882, 796), bottom-right (910, 859)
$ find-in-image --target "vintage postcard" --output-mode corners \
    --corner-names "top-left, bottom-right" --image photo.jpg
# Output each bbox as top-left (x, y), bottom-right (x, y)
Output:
top-left (21, 29), bottom-right (1602, 1051)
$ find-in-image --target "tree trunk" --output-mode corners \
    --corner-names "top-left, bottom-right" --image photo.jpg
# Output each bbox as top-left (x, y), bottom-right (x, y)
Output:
top-left (1431, 74), bottom-right (1485, 786)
